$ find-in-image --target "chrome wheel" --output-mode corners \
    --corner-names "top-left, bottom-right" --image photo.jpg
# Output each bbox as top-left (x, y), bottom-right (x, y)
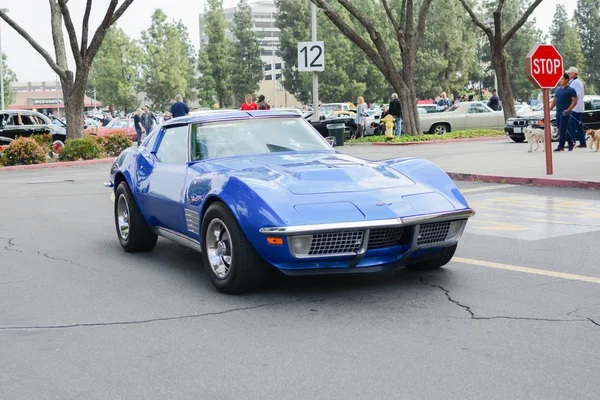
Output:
top-left (434, 124), bottom-right (447, 135)
top-left (206, 218), bottom-right (233, 279)
top-left (117, 194), bottom-right (130, 240)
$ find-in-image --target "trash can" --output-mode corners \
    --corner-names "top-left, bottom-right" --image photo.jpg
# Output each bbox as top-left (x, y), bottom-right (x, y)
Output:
top-left (326, 123), bottom-right (345, 146)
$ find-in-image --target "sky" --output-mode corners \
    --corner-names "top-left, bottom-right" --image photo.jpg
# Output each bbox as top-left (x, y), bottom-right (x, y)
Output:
top-left (0, 0), bottom-right (572, 82)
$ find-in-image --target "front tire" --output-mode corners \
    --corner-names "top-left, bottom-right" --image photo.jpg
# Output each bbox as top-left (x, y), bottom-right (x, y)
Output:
top-left (201, 202), bottom-right (270, 294)
top-left (550, 121), bottom-right (559, 142)
top-left (430, 123), bottom-right (449, 135)
top-left (114, 182), bottom-right (157, 252)
top-left (405, 244), bottom-right (457, 271)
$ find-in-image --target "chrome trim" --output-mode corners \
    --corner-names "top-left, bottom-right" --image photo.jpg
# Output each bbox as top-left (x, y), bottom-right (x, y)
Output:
top-left (103, 181), bottom-right (114, 188)
top-left (259, 209), bottom-right (475, 236)
top-left (184, 209), bottom-right (200, 235)
top-left (152, 227), bottom-right (202, 252)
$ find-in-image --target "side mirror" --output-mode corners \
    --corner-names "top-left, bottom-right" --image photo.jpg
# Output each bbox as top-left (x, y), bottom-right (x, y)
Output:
top-left (325, 136), bottom-right (336, 147)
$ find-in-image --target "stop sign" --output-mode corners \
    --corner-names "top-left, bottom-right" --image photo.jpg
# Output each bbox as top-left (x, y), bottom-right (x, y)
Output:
top-left (526, 44), bottom-right (563, 89)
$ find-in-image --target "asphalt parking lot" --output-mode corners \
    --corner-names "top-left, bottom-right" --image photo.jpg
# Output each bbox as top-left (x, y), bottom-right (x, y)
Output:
top-left (1, 163), bottom-right (599, 400)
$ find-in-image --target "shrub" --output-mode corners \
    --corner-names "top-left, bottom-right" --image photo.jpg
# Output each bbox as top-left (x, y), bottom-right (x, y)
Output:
top-left (59, 136), bottom-right (103, 162)
top-left (31, 134), bottom-right (53, 152)
top-left (0, 137), bottom-right (47, 166)
top-left (87, 134), bottom-right (107, 149)
top-left (103, 132), bottom-right (132, 156)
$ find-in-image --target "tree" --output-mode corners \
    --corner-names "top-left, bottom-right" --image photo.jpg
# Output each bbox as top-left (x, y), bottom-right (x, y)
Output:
top-left (2, 54), bottom-right (17, 107)
top-left (458, 0), bottom-right (544, 119)
top-left (550, 4), bottom-right (586, 89)
top-left (90, 26), bottom-right (140, 113)
top-left (230, 0), bottom-right (264, 105)
top-left (199, 0), bottom-right (233, 108)
top-left (574, 0), bottom-right (600, 92)
top-left (0, 1), bottom-right (134, 140)
top-left (139, 10), bottom-right (197, 111)
top-left (309, 0), bottom-right (433, 135)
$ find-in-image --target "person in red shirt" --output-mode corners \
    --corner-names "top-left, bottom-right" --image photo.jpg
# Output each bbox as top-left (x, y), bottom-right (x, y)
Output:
top-left (240, 94), bottom-right (258, 110)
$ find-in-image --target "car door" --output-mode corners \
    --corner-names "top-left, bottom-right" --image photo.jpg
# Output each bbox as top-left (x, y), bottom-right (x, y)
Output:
top-left (138, 124), bottom-right (190, 233)
top-left (466, 103), bottom-right (496, 129)
top-left (0, 113), bottom-right (30, 140)
top-left (582, 98), bottom-right (600, 129)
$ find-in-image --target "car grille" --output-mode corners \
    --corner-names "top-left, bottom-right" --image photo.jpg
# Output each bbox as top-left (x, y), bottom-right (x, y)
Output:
top-left (513, 120), bottom-right (526, 126)
top-left (417, 222), bottom-right (451, 246)
top-left (367, 228), bottom-right (406, 250)
top-left (308, 231), bottom-right (364, 255)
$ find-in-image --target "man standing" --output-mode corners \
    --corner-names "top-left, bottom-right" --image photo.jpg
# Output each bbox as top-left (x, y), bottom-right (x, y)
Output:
top-left (170, 94), bottom-right (189, 118)
top-left (133, 108), bottom-right (144, 146)
top-left (437, 92), bottom-right (451, 110)
top-left (550, 73), bottom-right (578, 152)
top-left (257, 94), bottom-right (271, 110)
top-left (566, 67), bottom-right (586, 148)
top-left (388, 93), bottom-right (403, 135)
top-left (487, 89), bottom-right (500, 111)
top-left (141, 106), bottom-right (156, 135)
top-left (240, 94), bottom-right (258, 110)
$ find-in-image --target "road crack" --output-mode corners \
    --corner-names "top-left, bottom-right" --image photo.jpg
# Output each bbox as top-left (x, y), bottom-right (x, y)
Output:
top-left (419, 277), bottom-right (599, 328)
top-left (1, 237), bottom-right (23, 253)
top-left (0, 237), bottom-right (79, 265)
top-left (0, 299), bottom-right (301, 331)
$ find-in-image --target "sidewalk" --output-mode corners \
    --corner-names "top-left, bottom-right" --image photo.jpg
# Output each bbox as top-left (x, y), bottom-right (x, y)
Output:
top-left (340, 139), bottom-right (600, 189)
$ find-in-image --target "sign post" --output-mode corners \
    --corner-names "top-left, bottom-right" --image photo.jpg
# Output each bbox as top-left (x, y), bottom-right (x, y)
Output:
top-left (298, 3), bottom-right (324, 120)
top-left (526, 44), bottom-right (563, 175)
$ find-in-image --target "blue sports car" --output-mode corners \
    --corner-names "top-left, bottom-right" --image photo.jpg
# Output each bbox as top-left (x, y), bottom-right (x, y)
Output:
top-left (105, 110), bottom-right (474, 293)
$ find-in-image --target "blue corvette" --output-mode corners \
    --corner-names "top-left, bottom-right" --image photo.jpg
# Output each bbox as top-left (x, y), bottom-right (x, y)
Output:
top-left (105, 110), bottom-right (474, 293)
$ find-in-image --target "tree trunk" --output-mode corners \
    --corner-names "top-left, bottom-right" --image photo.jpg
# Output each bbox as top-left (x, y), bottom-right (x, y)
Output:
top-left (493, 49), bottom-right (516, 120)
top-left (62, 82), bottom-right (86, 140)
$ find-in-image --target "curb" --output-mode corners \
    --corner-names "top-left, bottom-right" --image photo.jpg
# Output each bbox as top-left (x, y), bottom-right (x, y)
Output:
top-left (0, 157), bottom-right (114, 172)
top-left (370, 136), bottom-right (506, 146)
top-left (447, 172), bottom-right (600, 190)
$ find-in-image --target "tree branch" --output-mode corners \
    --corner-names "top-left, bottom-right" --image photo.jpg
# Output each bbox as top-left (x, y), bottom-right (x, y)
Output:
top-left (110, 0), bottom-right (135, 25)
top-left (87, 0), bottom-right (135, 64)
top-left (309, 0), bottom-right (388, 77)
top-left (0, 9), bottom-right (66, 80)
top-left (414, 0), bottom-right (433, 51)
top-left (496, 0), bottom-right (506, 14)
top-left (457, 0), bottom-right (493, 42)
top-left (57, 0), bottom-right (83, 65)
top-left (502, 0), bottom-right (544, 45)
top-left (80, 0), bottom-right (93, 56)
top-left (382, 0), bottom-right (399, 31)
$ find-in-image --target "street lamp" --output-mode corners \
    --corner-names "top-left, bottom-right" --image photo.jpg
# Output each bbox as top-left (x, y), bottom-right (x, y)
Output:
top-left (0, 8), bottom-right (8, 111)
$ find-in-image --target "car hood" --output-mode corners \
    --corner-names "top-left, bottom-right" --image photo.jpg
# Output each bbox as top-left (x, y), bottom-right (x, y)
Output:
top-left (514, 110), bottom-right (556, 119)
top-left (203, 152), bottom-right (415, 195)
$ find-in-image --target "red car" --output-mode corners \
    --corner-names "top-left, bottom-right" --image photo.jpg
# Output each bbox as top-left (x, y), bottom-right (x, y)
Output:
top-left (92, 118), bottom-right (137, 141)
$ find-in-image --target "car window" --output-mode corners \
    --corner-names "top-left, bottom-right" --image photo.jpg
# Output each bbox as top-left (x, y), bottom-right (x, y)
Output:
top-left (593, 100), bottom-right (600, 110)
top-left (155, 125), bottom-right (189, 163)
top-left (468, 104), bottom-right (490, 114)
top-left (191, 117), bottom-right (331, 161)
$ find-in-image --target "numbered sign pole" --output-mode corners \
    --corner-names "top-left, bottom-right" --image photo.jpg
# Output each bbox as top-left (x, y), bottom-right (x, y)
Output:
top-left (311, 3), bottom-right (319, 121)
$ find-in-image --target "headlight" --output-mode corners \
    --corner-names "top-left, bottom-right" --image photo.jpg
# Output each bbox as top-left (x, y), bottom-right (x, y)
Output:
top-left (290, 235), bottom-right (312, 255)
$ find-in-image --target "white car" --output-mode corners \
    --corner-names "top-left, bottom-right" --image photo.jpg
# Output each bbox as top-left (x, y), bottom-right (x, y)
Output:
top-left (419, 101), bottom-right (505, 134)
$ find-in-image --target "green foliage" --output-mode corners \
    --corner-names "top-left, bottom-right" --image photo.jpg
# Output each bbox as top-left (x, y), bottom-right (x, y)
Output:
top-left (199, 0), bottom-right (233, 108)
top-left (90, 26), bottom-right (140, 113)
top-left (347, 130), bottom-right (504, 143)
top-left (103, 133), bottom-right (132, 156)
top-left (31, 134), bottom-right (53, 152)
top-left (140, 10), bottom-right (197, 111)
top-left (230, 0), bottom-right (264, 105)
top-left (275, 0), bottom-right (389, 104)
top-left (574, 0), bottom-right (600, 93)
top-left (2, 53), bottom-right (17, 106)
top-left (550, 5), bottom-right (587, 89)
top-left (87, 134), bottom-right (108, 149)
top-left (59, 137), bottom-right (103, 162)
top-left (0, 137), bottom-right (47, 166)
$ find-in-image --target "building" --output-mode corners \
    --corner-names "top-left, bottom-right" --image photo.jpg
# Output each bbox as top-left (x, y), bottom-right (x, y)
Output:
top-left (9, 81), bottom-right (102, 115)
top-left (199, 0), bottom-right (283, 81)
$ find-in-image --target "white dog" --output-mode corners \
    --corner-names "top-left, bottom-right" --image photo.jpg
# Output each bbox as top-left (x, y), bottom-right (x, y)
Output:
top-left (523, 125), bottom-right (545, 152)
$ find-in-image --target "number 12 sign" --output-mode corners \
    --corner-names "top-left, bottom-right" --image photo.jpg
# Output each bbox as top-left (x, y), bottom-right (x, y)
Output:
top-left (297, 41), bottom-right (324, 72)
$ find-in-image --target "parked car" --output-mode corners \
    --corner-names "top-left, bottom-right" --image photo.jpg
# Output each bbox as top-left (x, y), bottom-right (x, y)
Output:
top-left (419, 101), bottom-right (505, 134)
top-left (417, 104), bottom-right (442, 114)
top-left (104, 110), bottom-right (474, 294)
top-left (306, 111), bottom-right (357, 140)
top-left (0, 110), bottom-right (66, 154)
top-left (93, 118), bottom-right (137, 141)
top-left (0, 136), bottom-right (12, 152)
top-left (504, 95), bottom-right (600, 142)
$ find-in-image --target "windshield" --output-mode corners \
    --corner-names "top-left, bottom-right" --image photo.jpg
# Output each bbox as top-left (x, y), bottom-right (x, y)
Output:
top-left (191, 117), bottom-right (332, 161)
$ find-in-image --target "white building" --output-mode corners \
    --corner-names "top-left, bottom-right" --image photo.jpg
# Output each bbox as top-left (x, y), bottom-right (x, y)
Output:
top-left (199, 0), bottom-right (283, 81)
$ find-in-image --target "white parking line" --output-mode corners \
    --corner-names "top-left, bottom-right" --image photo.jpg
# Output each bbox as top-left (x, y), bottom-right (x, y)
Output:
top-left (461, 185), bottom-right (516, 193)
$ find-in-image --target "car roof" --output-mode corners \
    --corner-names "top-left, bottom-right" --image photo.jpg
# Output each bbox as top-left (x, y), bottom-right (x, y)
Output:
top-left (163, 110), bottom-right (300, 127)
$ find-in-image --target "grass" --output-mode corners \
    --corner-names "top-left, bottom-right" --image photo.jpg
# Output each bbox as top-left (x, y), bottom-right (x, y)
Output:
top-left (346, 129), bottom-right (504, 143)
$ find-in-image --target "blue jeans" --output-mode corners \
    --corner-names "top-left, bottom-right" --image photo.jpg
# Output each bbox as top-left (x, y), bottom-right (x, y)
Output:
top-left (394, 117), bottom-right (403, 135)
top-left (568, 111), bottom-right (585, 145)
top-left (135, 129), bottom-right (143, 146)
top-left (556, 113), bottom-right (573, 150)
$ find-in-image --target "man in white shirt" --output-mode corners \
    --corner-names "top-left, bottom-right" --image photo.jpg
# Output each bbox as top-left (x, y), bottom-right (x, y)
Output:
top-left (566, 66), bottom-right (586, 148)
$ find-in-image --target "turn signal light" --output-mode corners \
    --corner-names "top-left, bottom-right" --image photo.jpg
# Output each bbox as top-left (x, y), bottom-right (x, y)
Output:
top-left (266, 237), bottom-right (284, 245)
top-left (538, 120), bottom-right (545, 125)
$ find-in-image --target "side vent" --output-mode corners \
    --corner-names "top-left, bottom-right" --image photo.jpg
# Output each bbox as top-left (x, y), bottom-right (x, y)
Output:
top-left (185, 209), bottom-right (200, 235)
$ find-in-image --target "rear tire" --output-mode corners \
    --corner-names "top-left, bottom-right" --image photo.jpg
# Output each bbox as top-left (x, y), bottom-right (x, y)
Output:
top-left (430, 123), bottom-right (449, 135)
top-left (201, 202), bottom-right (270, 294)
top-left (115, 182), bottom-right (157, 252)
top-left (405, 244), bottom-right (457, 271)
